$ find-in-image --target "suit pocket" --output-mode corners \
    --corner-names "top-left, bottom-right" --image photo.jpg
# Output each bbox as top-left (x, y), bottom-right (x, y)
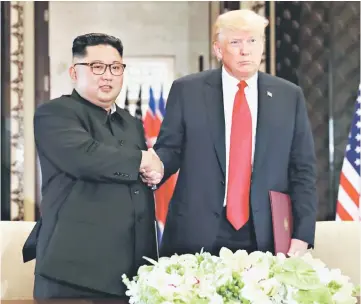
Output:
top-left (39, 219), bottom-right (132, 280)
top-left (43, 221), bottom-right (98, 266)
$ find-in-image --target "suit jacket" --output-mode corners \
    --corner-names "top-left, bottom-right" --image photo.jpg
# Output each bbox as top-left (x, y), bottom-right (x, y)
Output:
top-left (154, 68), bottom-right (318, 257)
top-left (30, 90), bottom-right (157, 296)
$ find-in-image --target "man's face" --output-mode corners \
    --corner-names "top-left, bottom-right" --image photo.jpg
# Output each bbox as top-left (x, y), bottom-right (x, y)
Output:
top-left (214, 29), bottom-right (264, 80)
top-left (70, 44), bottom-right (124, 110)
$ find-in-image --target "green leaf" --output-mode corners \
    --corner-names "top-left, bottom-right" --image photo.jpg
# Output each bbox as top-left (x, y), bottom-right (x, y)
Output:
top-left (274, 257), bottom-right (323, 291)
top-left (294, 288), bottom-right (334, 304)
top-left (328, 280), bottom-right (343, 295)
top-left (282, 257), bottom-right (314, 273)
top-left (275, 270), bottom-right (322, 290)
top-left (352, 285), bottom-right (360, 297)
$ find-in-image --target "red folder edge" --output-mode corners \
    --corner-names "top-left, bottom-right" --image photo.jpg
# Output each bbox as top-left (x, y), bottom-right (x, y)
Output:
top-left (269, 190), bottom-right (293, 255)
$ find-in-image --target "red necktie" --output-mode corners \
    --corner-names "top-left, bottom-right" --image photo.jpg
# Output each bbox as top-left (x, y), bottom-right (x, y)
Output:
top-left (226, 80), bottom-right (252, 230)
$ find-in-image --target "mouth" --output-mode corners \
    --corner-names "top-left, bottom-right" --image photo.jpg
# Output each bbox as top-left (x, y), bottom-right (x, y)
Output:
top-left (99, 85), bottom-right (113, 92)
top-left (238, 61), bottom-right (253, 65)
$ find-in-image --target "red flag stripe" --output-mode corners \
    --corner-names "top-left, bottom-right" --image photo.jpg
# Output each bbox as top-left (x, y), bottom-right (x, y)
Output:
top-left (336, 200), bottom-right (354, 221)
top-left (340, 172), bottom-right (360, 207)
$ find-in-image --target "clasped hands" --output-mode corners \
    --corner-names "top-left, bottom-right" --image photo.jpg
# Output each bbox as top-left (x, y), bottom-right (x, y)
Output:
top-left (140, 148), bottom-right (164, 188)
top-left (139, 150), bottom-right (309, 255)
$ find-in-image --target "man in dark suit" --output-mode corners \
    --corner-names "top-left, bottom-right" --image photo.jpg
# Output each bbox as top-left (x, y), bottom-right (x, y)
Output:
top-left (31, 33), bottom-right (162, 299)
top-left (143, 10), bottom-right (318, 257)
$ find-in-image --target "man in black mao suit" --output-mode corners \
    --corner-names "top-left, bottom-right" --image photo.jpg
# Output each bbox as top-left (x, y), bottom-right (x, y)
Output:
top-left (31, 33), bottom-right (162, 299)
top-left (144, 10), bottom-right (318, 258)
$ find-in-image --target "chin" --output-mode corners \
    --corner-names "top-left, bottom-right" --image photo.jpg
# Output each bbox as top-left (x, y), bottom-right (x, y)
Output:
top-left (238, 68), bottom-right (257, 78)
top-left (98, 93), bottom-right (117, 103)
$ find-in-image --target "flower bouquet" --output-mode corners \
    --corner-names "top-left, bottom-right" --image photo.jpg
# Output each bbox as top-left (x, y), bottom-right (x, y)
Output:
top-left (122, 248), bottom-right (360, 304)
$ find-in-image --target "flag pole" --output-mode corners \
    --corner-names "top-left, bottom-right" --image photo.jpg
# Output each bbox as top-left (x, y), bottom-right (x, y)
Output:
top-left (328, 3), bottom-right (336, 219)
top-left (154, 220), bottom-right (160, 260)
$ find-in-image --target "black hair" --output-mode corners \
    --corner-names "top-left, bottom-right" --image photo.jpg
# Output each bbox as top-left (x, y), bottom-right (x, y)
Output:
top-left (72, 33), bottom-right (123, 58)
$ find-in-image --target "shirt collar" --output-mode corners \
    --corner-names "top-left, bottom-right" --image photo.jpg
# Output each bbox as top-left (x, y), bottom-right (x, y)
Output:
top-left (71, 89), bottom-right (118, 124)
top-left (222, 65), bottom-right (258, 89)
top-left (110, 102), bottom-right (116, 114)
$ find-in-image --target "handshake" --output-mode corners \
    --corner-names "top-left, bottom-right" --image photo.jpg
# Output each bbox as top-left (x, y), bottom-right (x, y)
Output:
top-left (140, 148), bottom-right (164, 188)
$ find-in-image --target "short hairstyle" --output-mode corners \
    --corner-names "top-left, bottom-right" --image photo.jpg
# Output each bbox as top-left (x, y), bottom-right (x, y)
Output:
top-left (72, 33), bottom-right (124, 58)
top-left (212, 9), bottom-right (269, 43)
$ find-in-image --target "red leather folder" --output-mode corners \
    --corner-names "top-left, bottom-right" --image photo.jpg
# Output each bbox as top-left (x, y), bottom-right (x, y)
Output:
top-left (269, 191), bottom-right (293, 255)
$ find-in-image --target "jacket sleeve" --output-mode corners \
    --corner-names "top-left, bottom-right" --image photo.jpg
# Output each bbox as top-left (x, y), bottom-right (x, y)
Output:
top-left (34, 102), bottom-right (142, 183)
top-left (289, 86), bottom-right (318, 247)
top-left (154, 80), bottom-right (184, 183)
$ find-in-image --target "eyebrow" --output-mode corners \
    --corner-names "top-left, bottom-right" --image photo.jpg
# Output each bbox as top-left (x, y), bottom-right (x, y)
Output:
top-left (90, 60), bottom-right (122, 64)
top-left (230, 37), bottom-right (257, 39)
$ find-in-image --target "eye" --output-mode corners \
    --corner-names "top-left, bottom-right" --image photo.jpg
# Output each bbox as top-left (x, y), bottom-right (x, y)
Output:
top-left (112, 65), bottom-right (121, 71)
top-left (92, 64), bottom-right (104, 69)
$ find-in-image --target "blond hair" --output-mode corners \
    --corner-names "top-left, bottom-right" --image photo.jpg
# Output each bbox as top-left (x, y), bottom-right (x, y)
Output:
top-left (212, 9), bottom-right (269, 43)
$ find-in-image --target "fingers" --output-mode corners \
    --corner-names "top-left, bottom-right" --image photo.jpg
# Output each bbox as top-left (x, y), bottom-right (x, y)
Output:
top-left (148, 148), bottom-right (157, 156)
top-left (140, 170), bottom-right (163, 186)
top-left (140, 150), bottom-right (163, 173)
top-left (139, 149), bottom-right (164, 188)
top-left (287, 239), bottom-right (308, 257)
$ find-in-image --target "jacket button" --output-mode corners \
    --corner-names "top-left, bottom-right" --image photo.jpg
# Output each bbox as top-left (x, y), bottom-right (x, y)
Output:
top-left (221, 181), bottom-right (225, 186)
top-left (119, 140), bottom-right (124, 146)
top-left (134, 190), bottom-right (139, 195)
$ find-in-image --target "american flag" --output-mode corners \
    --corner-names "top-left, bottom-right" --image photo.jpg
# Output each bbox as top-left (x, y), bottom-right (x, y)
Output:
top-left (336, 84), bottom-right (361, 221)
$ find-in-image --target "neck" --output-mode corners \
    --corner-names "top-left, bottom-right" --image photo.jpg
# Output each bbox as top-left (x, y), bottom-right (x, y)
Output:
top-left (223, 65), bottom-right (256, 81)
top-left (75, 89), bottom-right (115, 112)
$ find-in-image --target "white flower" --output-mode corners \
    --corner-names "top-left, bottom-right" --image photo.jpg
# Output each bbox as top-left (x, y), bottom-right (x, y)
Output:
top-left (276, 252), bottom-right (287, 261)
top-left (259, 278), bottom-right (281, 296)
top-left (219, 247), bottom-right (252, 272)
top-left (333, 289), bottom-right (358, 304)
top-left (242, 265), bottom-right (270, 286)
top-left (241, 283), bottom-right (273, 304)
top-left (122, 248), bottom-right (358, 304)
top-left (328, 268), bottom-right (353, 285)
top-left (209, 293), bottom-right (224, 304)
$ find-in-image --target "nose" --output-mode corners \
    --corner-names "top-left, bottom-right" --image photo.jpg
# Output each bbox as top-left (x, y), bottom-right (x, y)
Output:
top-left (101, 66), bottom-right (113, 79)
top-left (240, 44), bottom-right (251, 56)
top-left (236, 39), bottom-right (254, 55)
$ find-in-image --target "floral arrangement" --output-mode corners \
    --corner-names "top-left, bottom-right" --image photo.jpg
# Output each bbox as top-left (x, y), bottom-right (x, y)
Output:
top-left (122, 248), bottom-right (359, 304)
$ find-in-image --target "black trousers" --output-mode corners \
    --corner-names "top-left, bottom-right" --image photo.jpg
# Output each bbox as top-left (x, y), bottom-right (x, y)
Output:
top-left (210, 207), bottom-right (257, 256)
top-left (33, 275), bottom-right (127, 300)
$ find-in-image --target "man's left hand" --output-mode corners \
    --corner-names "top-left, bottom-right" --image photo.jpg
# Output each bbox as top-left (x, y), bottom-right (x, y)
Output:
top-left (140, 149), bottom-right (164, 187)
top-left (141, 170), bottom-right (163, 187)
top-left (287, 238), bottom-right (308, 257)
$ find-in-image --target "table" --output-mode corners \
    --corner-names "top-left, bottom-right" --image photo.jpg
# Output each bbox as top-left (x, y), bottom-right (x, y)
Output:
top-left (2, 301), bottom-right (129, 304)
top-left (1, 298), bottom-right (360, 304)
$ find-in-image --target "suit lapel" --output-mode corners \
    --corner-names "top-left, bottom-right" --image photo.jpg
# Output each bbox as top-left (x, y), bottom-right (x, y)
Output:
top-left (203, 68), bottom-right (226, 177)
top-left (252, 72), bottom-right (274, 177)
top-left (202, 70), bottom-right (274, 179)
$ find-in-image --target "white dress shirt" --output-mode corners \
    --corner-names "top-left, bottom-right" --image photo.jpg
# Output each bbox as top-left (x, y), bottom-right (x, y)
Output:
top-left (222, 66), bottom-right (258, 206)
top-left (110, 103), bottom-right (116, 114)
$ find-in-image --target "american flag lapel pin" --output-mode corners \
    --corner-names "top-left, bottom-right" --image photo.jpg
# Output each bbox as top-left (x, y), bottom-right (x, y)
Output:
top-left (267, 91), bottom-right (272, 97)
